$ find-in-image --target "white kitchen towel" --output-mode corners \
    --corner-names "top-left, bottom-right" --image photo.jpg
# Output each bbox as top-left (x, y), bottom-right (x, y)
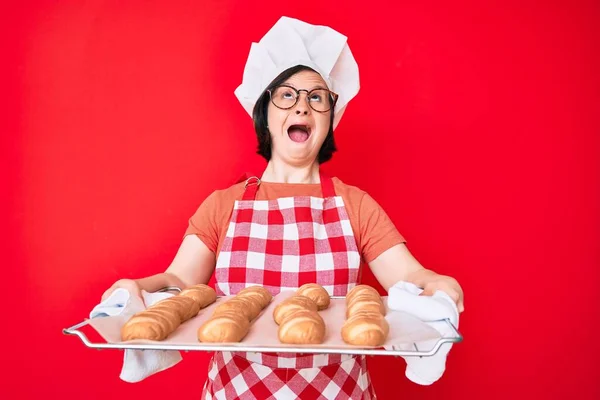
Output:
top-left (89, 288), bottom-right (183, 383)
top-left (387, 281), bottom-right (460, 385)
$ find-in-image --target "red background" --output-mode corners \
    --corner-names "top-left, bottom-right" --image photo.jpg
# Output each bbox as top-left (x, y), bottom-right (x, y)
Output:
top-left (3, 1), bottom-right (600, 399)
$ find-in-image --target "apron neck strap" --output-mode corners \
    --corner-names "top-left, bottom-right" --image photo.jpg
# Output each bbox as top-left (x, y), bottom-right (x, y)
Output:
top-left (319, 171), bottom-right (336, 198)
top-left (238, 171), bottom-right (336, 201)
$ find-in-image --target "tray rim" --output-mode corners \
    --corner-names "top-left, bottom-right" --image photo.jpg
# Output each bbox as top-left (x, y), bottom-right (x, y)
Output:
top-left (63, 294), bottom-right (462, 357)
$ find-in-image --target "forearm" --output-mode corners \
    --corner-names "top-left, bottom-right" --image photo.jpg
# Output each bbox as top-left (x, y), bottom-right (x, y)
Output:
top-left (369, 244), bottom-right (430, 291)
top-left (134, 272), bottom-right (187, 293)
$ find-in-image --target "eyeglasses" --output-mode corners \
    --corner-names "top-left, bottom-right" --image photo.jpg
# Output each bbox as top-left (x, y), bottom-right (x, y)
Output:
top-left (267, 85), bottom-right (339, 113)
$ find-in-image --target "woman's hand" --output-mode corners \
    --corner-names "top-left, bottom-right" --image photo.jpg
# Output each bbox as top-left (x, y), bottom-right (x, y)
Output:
top-left (368, 244), bottom-right (465, 313)
top-left (419, 274), bottom-right (464, 313)
top-left (101, 278), bottom-right (142, 302)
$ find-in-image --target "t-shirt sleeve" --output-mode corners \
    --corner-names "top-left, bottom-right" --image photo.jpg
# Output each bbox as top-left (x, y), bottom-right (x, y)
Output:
top-left (184, 191), bottom-right (221, 253)
top-left (358, 193), bottom-right (407, 263)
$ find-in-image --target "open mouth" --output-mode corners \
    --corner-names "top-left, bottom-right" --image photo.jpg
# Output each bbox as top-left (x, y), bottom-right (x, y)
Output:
top-left (287, 124), bottom-right (311, 143)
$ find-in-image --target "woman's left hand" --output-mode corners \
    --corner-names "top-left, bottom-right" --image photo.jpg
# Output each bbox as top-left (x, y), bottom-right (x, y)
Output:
top-left (420, 275), bottom-right (464, 313)
top-left (369, 244), bottom-right (465, 313)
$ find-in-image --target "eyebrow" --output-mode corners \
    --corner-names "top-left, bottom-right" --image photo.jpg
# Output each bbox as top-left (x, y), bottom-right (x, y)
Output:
top-left (281, 82), bottom-right (328, 91)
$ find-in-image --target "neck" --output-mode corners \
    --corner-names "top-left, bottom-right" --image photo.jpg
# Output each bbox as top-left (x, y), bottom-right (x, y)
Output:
top-left (261, 158), bottom-right (320, 184)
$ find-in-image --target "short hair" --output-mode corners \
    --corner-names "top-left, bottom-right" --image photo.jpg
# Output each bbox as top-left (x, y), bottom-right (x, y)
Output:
top-left (252, 65), bottom-right (337, 164)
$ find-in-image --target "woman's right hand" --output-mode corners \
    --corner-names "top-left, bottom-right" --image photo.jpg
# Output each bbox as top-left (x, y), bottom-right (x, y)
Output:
top-left (101, 278), bottom-right (142, 302)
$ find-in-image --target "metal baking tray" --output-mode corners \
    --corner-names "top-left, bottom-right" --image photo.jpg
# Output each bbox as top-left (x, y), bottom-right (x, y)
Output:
top-left (63, 289), bottom-right (462, 357)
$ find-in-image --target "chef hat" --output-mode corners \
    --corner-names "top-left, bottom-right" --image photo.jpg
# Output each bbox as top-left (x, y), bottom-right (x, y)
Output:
top-left (234, 16), bottom-right (360, 130)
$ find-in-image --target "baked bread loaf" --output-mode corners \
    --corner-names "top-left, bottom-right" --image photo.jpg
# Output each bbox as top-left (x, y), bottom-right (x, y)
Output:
top-left (180, 284), bottom-right (217, 308)
top-left (213, 295), bottom-right (263, 321)
top-left (197, 285), bottom-right (272, 343)
top-left (278, 309), bottom-right (326, 344)
top-left (346, 284), bottom-right (381, 304)
top-left (272, 295), bottom-right (318, 325)
top-left (341, 310), bottom-right (389, 347)
top-left (237, 286), bottom-right (273, 309)
top-left (346, 293), bottom-right (386, 318)
top-left (197, 310), bottom-right (250, 342)
top-left (272, 290), bottom-right (327, 344)
top-left (341, 284), bottom-right (389, 346)
top-left (121, 285), bottom-right (217, 341)
top-left (296, 283), bottom-right (330, 310)
top-left (121, 310), bottom-right (180, 341)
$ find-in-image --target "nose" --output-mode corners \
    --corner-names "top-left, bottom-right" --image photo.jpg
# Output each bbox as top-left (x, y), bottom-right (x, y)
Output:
top-left (294, 92), bottom-right (310, 115)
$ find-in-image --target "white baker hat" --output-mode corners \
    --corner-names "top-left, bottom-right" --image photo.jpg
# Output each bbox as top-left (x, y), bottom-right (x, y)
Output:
top-left (234, 16), bottom-right (360, 130)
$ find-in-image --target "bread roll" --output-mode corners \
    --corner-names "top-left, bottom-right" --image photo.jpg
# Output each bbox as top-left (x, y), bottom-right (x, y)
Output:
top-left (278, 309), bottom-right (326, 344)
top-left (197, 287), bottom-right (271, 343)
top-left (237, 286), bottom-right (273, 309)
top-left (346, 285), bottom-right (381, 304)
top-left (214, 296), bottom-right (263, 321)
top-left (296, 283), bottom-right (330, 310)
top-left (120, 285), bottom-right (216, 342)
top-left (180, 284), bottom-right (217, 308)
top-left (346, 293), bottom-right (386, 318)
top-left (272, 295), bottom-right (318, 325)
top-left (342, 284), bottom-right (389, 346)
top-left (197, 311), bottom-right (250, 343)
top-left (121, 316), bottom-right (164, 341)
top-left (121, 311), bottom-right (177, 341)
top-left (341, 311), bottom-right (389, 347)
top-left (154, 295), bottom-right (201, 321)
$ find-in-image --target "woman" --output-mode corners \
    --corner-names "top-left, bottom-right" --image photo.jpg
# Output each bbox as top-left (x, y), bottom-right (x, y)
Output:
top-left (102, 17), bottom-right (464, 399)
